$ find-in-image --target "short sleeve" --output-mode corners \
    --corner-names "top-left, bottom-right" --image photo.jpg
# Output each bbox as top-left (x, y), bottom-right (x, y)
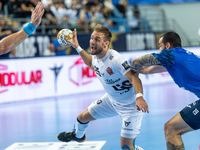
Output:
top-left (113, 55), bottom-right (131, 75)
top-left (152, 49), bottom-right (175, 67)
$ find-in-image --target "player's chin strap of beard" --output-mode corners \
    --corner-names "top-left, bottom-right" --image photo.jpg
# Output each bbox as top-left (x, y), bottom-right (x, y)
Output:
top-left (121, 139), bottom-right (136, 150)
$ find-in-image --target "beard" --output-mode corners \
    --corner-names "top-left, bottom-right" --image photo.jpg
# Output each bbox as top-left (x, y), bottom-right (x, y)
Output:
top-left (90, 43), bottom-right (105, 55)
top-left (90, 48), bottom-right (103, 55)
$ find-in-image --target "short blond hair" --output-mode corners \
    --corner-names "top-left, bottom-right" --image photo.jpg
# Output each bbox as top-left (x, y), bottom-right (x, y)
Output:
top-left (94, 24), bottom-right (112, 42)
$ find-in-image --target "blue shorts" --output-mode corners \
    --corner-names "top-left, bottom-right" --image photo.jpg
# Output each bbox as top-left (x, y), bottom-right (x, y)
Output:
top-left (180, 99), bottom-right (200, 130)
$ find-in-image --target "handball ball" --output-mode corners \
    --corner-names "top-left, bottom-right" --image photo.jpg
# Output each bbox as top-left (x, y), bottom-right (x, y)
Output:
top-left (57, 29), bottom-right (73, 47)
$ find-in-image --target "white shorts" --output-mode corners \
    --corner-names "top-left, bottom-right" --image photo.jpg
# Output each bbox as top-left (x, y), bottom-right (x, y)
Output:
top-left (88, 93), bottom-right (143, 138)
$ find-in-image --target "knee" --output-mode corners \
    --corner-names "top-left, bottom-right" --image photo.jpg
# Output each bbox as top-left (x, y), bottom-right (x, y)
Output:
top-left (77, 110), bottom-right (94, 123)
top-left (77, 113), bottom-right (85, 123)
top-left (164, 121), bottom-right (176, 137)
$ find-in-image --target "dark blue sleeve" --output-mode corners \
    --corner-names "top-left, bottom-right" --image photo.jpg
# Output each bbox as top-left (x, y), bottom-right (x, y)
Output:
top-left (151, 49), bottom-right (175, 67)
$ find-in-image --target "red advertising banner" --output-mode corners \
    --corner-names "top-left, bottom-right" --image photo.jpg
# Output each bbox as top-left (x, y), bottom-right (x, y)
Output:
top-left (1, 47), bottom-right (200, 103)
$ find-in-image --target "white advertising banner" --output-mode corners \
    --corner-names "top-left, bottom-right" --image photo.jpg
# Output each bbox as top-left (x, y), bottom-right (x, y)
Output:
top-left (0, 47), bottom-right (200, 103)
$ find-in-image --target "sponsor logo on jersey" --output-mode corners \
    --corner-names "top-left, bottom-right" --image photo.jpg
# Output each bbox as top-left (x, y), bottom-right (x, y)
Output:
top-left (106, 67), bottom-right (114, 75)
top-left (112, 80), bottom-right (132, 95)
top-left (109, 55), bottom-right (114, 60)
top-left (105, 78), bottom-right (121, 84)
top-left (122, 61), bottom-right (130, 70)
top-left (94, 65), bottom-right (104, 77)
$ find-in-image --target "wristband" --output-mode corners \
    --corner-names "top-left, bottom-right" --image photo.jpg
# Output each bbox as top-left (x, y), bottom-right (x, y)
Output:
top-left (136, 93), bottom-right (143, 98)
top-left (23, 23), bottom-right (36, 36)
top-left (76, 46), bottom-right (83, 53)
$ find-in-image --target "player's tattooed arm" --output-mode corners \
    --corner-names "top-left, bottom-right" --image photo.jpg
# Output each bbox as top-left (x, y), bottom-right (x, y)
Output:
top-left (131, 54), bottom-right (161, 73)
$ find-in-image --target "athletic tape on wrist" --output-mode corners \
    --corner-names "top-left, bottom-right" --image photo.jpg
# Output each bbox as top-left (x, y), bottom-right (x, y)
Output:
top-left (23, 23), bottom-right (36, 36)
top-left (76, 46), bottom-right (83, 53)
top-left (136, 93), bottom-right (143, 98)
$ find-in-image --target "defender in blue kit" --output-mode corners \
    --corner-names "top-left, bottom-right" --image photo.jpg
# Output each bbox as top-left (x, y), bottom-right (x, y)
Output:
top-left (131, 32), bottom-right (200, 150)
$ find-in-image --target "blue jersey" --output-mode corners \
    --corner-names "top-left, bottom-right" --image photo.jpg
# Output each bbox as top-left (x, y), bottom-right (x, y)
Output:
top-left (152, 47), bottom-right (200, 98)
top-left (52, 38), bottom-right (66, 55)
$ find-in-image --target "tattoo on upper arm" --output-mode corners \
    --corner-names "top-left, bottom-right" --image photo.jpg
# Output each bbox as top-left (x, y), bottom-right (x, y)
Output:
top-left (131, 54), bottom-right (161, 71)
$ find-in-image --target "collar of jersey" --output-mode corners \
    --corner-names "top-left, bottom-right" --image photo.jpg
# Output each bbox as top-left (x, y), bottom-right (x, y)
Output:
top-left (98, 49), bottom-right (110, 62)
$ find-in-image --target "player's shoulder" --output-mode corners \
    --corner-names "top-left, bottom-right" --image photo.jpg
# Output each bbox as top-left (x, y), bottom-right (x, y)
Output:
top-left (108, 49), bottom-right (122, 59)
top-left (159, 48), bottom-right (172, 53)
top-left (173, 47), bottom-right (187, 53)
top-left (160, 47), bottom-right (184, 54)
top-left (109, 49), bottom-right (120, 55)
top-left (108, 49), bottom-right (129, 69)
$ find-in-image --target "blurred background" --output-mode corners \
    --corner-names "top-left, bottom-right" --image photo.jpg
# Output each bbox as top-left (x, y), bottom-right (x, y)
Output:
top-left (1, 0), bottom-right (200, 149)
top-left (1, 0), bottom-right (200, 59)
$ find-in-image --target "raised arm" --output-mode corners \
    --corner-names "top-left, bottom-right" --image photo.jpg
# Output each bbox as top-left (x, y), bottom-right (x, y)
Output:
top-left (67, 28), bottom-right (94, 70)
top-left (0, 2), bottom-right (44, 55)
top-left (124, 70), bottom-right (149, 113)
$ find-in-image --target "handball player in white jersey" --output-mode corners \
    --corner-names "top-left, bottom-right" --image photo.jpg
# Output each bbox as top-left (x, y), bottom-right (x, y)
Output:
top-left (57, 24), bottom-right (149, 150)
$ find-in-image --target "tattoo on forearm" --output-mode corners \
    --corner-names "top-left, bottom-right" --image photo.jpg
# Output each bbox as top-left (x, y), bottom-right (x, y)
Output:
top-left (167, 142), bottom-right (184, 150)
top-left (131, 54), bottom-right (161, 72)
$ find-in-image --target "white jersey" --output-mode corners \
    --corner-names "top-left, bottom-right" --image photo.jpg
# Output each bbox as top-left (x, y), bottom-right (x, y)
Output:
top-left (92, 49), bottom-right (136, 104)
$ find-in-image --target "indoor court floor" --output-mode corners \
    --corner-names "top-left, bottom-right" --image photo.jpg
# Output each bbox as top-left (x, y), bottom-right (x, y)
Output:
top-left (1, 83), bottom-right (200, 150)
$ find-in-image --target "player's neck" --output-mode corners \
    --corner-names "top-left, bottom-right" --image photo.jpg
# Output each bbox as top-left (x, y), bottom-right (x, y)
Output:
top-left (96, 48), bottom-right (109, 59)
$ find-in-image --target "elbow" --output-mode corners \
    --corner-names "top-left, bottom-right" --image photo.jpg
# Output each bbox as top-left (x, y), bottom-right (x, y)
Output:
top-left (0, 46), bottom-right (10, 55)
top-left (5, 45), bottom-right (11, 53)
top-left (3, 46), bottom-right (12, 54)
top-left (138, 68), bottom-right (148, 75)
top-left (140, 69), bottom-right (153, 75)
top-left (139, 71), bottom-right (148, 75)
top-left (139, 66), bottom-right (156, 75)
top-left (139, 71), bottom-right (150, 75)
